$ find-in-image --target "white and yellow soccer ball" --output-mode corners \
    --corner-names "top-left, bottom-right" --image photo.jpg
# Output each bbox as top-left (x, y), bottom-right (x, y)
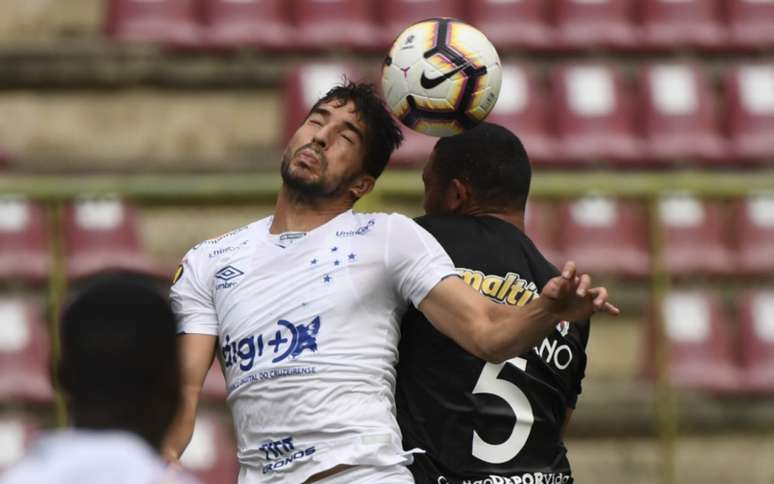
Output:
top-left (382, 18), bottom-right (502, 137)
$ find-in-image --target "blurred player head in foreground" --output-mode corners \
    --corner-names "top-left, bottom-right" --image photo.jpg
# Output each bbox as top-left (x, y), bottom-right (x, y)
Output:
top-left (280, 81), bottom-right (403, 207)
top-left (423, 122), bottom-right (531, 222)
top-left (58, 271), bottom-right (181, 450)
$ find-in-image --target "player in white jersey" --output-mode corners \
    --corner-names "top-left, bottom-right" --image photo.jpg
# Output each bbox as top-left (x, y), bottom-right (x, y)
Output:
top-left (163, 82), bottom-right (619, 484)
top-left (2, 272), bottom-right (197, 484)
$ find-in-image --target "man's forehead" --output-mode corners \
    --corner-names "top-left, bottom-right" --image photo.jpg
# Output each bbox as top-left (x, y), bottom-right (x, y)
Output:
top-left (318, 100), bottom-right (363, 122)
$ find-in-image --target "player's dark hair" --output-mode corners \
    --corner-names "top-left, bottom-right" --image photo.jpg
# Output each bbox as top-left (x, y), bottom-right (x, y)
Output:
top-left (309, 80), bottom-right (404, 179)
top-left (58, 271), bottom-right (181, 451)
top-left (432, 122), bottom-right (531, 211)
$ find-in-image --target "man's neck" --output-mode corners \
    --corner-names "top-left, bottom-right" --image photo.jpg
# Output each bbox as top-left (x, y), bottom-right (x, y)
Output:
top-left (270, 186), bottom-right (353, 234)
top-left (460, 206), bottom-right (525, 232)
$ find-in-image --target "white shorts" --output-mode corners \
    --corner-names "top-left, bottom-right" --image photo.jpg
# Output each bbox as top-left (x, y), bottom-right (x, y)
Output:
top-left (312, 464), bottom-right (414, 484)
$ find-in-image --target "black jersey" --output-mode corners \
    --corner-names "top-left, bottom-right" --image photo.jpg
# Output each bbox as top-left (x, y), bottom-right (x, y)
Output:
top-left (396, 215), bottom-right (589, 484)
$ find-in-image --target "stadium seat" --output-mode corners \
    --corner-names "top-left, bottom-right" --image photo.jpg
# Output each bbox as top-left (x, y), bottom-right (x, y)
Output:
top-left (725, 64), bottom-right (774, 162)
top-left (105, 0), bottom-right (201, 47)
top-left (638, 0), bottom-right (727, 51)
top-left (738, 290), bottom-right (774, 393)
top-left (0, 415), bottom-right (39, 473)
top-left (487, 64), bottom-right (556, 166)
top-left (379, 0), bottom-right (465, 48)
top-left (282, 62), bottom-right (364, 146)
top-left (726, 0), bottom-right (774, 50)
top-left (553, 0), bottom-right (638, 51)
top-left (291, 0), bottom-right (381, 51)
top-left (0, 147), bottom-right (10, 168)
top-left (180, 412), bottom-right (239, 484)
top-left (659, 194), bottom-right (734, 276)
top-left (557, 196), bottom-right (650, 277)
top-left (202, 0), bottom-right (292, 50)
top-left (466, 0), bottom-right (553, 51)
top-left (525, 199), bottom-right (562, 268)
top-left (639, 64), bottom-right (726, 165)
top-left (0, 196), bottom-right (50, 284)
top-left (552, 64), bottom-right (641, 165)
top-left (649, 290), bottom-right (739, 392)
top-left (733, 193), bottom-right (774, 275)
top-left (0, 298), bottom-right (52, 404)
top-left (202, 359), bottom-right (227, 402)
top-left (62, 197), bottom-right (158, 280)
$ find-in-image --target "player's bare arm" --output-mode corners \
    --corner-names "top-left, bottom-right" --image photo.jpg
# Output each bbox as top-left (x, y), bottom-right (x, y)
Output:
top-left (161, 333), bottom-right (217, 464)
top-left (419, 261), bottom-right (619, 363)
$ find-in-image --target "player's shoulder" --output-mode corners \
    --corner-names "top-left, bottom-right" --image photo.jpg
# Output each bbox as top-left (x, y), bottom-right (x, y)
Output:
top-left (350, 210), bottom-right (421, 234)
top-left (183, 217), bottom-right (266, 264)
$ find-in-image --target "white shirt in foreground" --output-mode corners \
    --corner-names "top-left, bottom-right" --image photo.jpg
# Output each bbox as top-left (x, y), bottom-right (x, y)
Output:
top-left (171, 210), bottom-right (456, 483)
top-left (0, 429), bottom-right (197, 484)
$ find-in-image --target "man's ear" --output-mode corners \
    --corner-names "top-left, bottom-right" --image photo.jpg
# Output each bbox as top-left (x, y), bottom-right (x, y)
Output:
top-left (445, 178), bottom-right (472, 213)
top-left (349, 174), bottom-right (376, 200)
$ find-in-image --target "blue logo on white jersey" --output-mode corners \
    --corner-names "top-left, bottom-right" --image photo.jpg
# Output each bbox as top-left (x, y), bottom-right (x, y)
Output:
top-left (215, 265), bottom-right (244, 290)
top-left (222, 316), bottom-right (321, 372)
top-left (335, 218), bottom-right (375, 237)
top-left (260, 436), bottom-right (316, 474)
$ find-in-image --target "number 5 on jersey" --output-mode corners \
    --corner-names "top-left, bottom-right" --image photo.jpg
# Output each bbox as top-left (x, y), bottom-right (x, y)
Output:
top-left (471, 357), bottom-right (534, 464)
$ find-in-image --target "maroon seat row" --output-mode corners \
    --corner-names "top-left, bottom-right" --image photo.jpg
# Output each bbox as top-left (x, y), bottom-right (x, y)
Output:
top-left (527, 194), bottom-right (774, 278)
top-left (643, 289), bottom-right (774, 395)
top-left (283, 61), bottom-right (774, 168)
top-left (0, 411), bottom-right (238, 484)
top-left (105, 0), bottom-right (774, 52)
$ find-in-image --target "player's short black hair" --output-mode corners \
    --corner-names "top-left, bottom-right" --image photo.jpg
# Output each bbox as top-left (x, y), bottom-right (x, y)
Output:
top-left (309, 80), bottom-right (404, 179)
top-left (431, 122), bottom-right (531, 211)
top-left (59, 271), bottom-right (180, 449)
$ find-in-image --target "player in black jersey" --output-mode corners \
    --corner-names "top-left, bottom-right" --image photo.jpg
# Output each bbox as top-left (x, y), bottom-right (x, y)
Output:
top-left (397, 123), bottom-right (587, 484)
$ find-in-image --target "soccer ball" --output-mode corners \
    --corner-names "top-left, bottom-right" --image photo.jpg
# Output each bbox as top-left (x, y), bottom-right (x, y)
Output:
top-left (382, 18), bottom-right (502, 137)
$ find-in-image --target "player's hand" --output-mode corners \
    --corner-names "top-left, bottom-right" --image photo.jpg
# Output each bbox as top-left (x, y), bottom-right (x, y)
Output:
top-left (540, 261), bottom-right (620, 321)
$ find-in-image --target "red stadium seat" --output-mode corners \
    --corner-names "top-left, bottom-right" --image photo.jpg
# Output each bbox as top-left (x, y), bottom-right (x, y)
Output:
top-left (726, 0), bottom-right (774, 50)
top-left (639, 64), bottom-right (726, 165)
top-left (282, 62), bottom-right (363, 146)
top-left (552, 64), bottom-right (641, 165)
top-left (105, 0), bottom-right (201, 47)
top-left (738, 290), bottom-right (774, 393)
top-left (725, 64), bottom-right (774, 162)
top-left (558, 196), bottom-right (650, 277)
top-left (466, 0), bottom-right (553, 51)
top-left (733, 193), bottom-right (774, 274)
top-left (179, 412), bottom-right (239, 484)
top-left (553, 0), bottom-right (637, 51)
top-left (291, 0), bottom-right (381, 51)
top-left (0, 415), bottom-right (40, 473)
top-left (0, 197), bottom-right (50, 284)
top-left (650, 290), bottom-right (739, 392)
top-left (488, 64), bottom-right (556, 166)
top-left (0, 298), bottom-right (52, 404)
top-left (62, 197), bottom-right (157, 280)
top-left (379, 0), bottom-right (465, 47)
top-left (202, 0), bottom-right (292, 50)
top-left (638, 0), bottom-right (726, 51)
top-left (659, 194), bottom-right (734, 276)
top-left (525, 199), bottom-right (562, 268)
top-left (202, 360), bottom-right (227, 402)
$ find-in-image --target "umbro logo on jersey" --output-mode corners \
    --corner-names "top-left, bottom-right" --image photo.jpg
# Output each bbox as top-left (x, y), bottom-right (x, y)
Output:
top-left (215, 265), bottom-right (244, 290)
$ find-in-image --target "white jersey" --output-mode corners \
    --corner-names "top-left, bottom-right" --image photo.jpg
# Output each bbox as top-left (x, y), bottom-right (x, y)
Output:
top-left (0, 430), bottom-right (197, 484)
top-left (171, 210), bottom-right (456, 483)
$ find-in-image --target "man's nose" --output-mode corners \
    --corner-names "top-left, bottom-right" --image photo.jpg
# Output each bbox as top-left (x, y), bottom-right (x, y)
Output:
top-left (312, 124), bottom-right (334, 149)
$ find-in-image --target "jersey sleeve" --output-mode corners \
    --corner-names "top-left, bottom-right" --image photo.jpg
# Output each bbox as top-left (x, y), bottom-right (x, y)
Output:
top-left (566, 318), bottom-right (590, 408)
top-left (385, 213), bottom-right (458, 308)
top-left (170, 246), bottom-right (219, 336)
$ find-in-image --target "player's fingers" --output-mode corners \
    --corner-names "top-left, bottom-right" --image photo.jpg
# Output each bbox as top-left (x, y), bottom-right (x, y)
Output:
top-left (587, 286), bottom-right (608, 307)
top-left (602, 301), bottom-right (621, 316)
top-left (561, 261), bottom-right (576, 280)
top-left (576, 274), bottom-right (592, 297)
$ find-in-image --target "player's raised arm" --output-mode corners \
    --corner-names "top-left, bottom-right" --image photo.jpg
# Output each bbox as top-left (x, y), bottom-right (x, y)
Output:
top-left (418, 261), bottom-right (618, 363)
top-left (161, 333), bottom-right (217, 464)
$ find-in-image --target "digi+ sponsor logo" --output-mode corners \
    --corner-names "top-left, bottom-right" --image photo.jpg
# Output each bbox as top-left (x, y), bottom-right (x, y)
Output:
top-left (221, 316), bottom-right (321, 371)
top-left (335, 218), bottom-right (375, 237)
top-left (260, 436), bottom-right (316, 474)
top-left (215, 265), bottom-right (244, 290)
